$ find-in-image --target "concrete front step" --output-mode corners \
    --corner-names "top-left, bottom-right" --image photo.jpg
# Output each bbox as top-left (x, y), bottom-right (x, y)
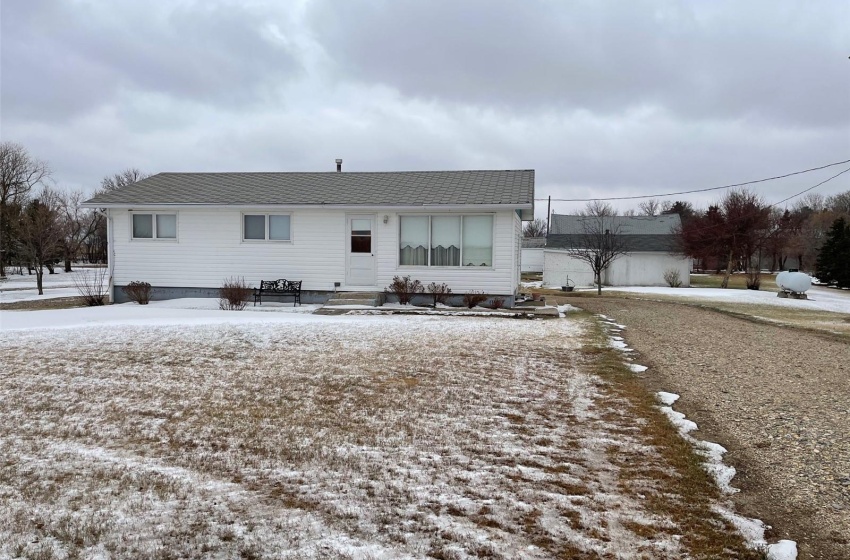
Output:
top-left (323, 298), bottom-right (378, 306)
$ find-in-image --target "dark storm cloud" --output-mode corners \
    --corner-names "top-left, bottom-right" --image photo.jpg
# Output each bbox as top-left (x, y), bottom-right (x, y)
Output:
top-left (307, 0), bottom-right (849, 127)
top-left (1, 0), bottom-right (848, 215)
top-left (1, 0), bottom-right (302, 121)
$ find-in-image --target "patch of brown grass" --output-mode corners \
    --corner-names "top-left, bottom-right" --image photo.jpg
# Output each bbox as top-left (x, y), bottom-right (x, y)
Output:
top-left (690, 273), bottom-right (778, 290)
top-left (0, 296), bottom-right (89, 310)
top-left (577, 316), bottom-right (762, 559)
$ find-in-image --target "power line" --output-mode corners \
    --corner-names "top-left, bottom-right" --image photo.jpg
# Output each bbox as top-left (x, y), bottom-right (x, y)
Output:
top-left (655, 166), bottom-right (850, 239)
top-left (769, 167), bottom-right (850, 208)
top-left (534, 158), bottom-right (850, 202)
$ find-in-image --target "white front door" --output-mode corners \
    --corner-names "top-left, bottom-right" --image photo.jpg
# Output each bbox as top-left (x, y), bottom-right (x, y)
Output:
top-left (346, 215), bottom-right (376, 287)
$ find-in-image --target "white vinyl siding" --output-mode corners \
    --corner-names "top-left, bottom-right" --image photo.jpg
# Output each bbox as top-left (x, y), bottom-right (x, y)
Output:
top-left (543, 250), bottom-right (691, 288)
top-left (111, 208), bottom-right (520, 295)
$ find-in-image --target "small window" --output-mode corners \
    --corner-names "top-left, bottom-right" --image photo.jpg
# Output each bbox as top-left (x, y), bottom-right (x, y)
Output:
top-left (132, 214), bottom-right (153, 238)
top-left (242, 213), bottom-right (291, 241)
top-left (350, 218), bottom-right (372, 253)
top-left (400, 216), bottom-right (428, 265)
top-left (462, 215), bottom-right (493, 266)
top-left (431, 216), bottom-right (460, 266)
top-left (244, 215), bottom-right (266, 240)
top-left (269, 215), bottom-right (291, 241)
top-left (156, 214), bottom-right (177, 239)
top-left (132, 213), bottom-right (177, 240)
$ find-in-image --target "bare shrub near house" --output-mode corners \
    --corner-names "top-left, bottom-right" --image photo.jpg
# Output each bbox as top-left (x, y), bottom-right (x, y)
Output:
top-left (425, 282), bottom-right (452, 307)
top-left (122, 281), bottom-right (152, 305)
top-left (663, 268), bottom-right (683, 288)
top-left (489, 297), bottom-right (506, 309)
top-left (73, 267), bottom-right (108, 306)
top-left (463, 291), bottom-right (487, 308)
top-left (219, 277), bottom-right (251, 310)
top-left (386, 275), bottom-right (423, 305)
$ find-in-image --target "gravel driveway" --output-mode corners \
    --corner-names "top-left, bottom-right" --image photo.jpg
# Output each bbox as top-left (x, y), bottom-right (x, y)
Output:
top-left (566, 297), bottom-right (849, 560)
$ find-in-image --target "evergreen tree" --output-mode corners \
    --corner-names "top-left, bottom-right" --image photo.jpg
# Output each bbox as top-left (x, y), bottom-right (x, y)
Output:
top-left (815, 217), bottom-right (850, 288)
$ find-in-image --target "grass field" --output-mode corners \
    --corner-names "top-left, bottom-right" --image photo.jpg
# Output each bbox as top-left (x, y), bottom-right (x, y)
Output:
top-left (0, 310), bottom-right (760, 559)
top-left (689, 273), bottom-right (778, 290)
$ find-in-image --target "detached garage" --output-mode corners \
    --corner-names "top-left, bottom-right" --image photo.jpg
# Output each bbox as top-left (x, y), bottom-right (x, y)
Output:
top-left (543, 214), bottom-right (690, 288)
top-left (521, 237), bottom-right (546, 272)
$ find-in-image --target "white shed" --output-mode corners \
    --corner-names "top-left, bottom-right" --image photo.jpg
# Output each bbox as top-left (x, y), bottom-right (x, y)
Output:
top-left (543, 214), bottom-right (690, 288)
top-left (521, 237), bottom-right (546, 272)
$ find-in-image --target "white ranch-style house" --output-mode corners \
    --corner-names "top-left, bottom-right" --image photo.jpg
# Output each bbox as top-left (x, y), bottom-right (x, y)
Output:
top-left (83, 169), bottom-right (535, 305)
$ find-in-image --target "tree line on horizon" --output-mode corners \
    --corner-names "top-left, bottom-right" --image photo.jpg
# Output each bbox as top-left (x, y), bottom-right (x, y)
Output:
top-left (523, 190), bottom-right (850, 289)
top-left (0, 141), bottom-right (149, 294)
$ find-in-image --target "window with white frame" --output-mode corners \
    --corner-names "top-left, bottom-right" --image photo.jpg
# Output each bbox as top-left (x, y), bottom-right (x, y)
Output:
top-left (132, 213), bottom-right (177, 239)
top-left (242, 214), bottom-right (291, 241)
top-left (399, 215), bottom-right (493, 266)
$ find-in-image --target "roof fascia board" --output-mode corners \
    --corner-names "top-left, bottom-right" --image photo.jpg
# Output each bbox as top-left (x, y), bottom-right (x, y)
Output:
top-left (80, 202), bottom-right (533, 212)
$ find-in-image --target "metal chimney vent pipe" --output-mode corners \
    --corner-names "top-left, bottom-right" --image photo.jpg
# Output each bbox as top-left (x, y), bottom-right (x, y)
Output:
top-left (335, 158), bottom-right (343, 172)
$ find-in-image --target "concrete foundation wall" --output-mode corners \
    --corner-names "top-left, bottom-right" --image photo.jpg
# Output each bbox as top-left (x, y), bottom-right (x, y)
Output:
top-left (113, 285), bottom-right (516, 307)
top-left (113, 286), bottom-right (331, 305)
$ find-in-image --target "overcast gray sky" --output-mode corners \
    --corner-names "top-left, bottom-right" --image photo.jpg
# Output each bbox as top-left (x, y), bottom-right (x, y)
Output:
top-left (2, 0), bottom-right (848, 215)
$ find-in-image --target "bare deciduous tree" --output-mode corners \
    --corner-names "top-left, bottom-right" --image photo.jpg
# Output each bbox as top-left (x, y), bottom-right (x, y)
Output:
top-left (0, 142), bottom-right (51, 276)
top-left (97, 168), bottom-right (150, 194)
top-left (84, 168), bottom-right (151, 266)
top-left (638, 199), bottom-right (661, 216)
top-left (564, 201), bottom-right (631, 295)
top-left (17, 188), bottom-right (64, 295)
top-left (522, 218), bottom-right (548, 238)
top-left (57, 190), bottom-right (100, 272)
top-left (827, 189), bottom-right (850, 215)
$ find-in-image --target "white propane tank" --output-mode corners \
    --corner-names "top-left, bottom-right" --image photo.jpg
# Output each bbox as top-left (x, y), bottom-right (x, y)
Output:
top-left (776, 271), bottom-right (812, 294)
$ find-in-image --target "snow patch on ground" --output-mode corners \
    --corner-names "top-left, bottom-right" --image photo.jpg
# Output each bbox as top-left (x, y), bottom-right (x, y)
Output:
top-left (713, 508), bottom-right (798, 560)
top-left (557, 304), bottom-right (581, 317)
top-left (0, 268), bottom-right (108, 302)
top-left (658, 394), bottom-right (797, 559)
top-left (595, 316), bottom-right (796, 559)
top-left (604, 285), bottom-right (850, 314)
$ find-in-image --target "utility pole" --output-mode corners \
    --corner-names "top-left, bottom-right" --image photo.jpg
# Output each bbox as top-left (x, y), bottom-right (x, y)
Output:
top-left (546, 196), bottom-right (551, 236)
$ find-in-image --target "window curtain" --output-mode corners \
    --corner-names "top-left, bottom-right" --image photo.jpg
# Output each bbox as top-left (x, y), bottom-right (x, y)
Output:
top-left (430, 216), bottom-right (460, 266)
top-left (132, 214), bottom-right (153, 238)
top-left (400, 216), bottom-right (429, 265)
top-left (244, 215), bottom-right (265, 240)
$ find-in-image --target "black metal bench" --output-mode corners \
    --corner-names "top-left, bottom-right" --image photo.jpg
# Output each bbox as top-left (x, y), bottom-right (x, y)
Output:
top-left (253, 279), bottom-right (302, 306)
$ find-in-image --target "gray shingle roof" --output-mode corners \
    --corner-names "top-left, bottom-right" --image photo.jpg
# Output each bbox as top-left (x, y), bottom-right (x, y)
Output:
top-left (549, 214), bottom-right (681, 235)
top-left (547, 214), bottom-right (682, 252)
top-left (83, 170), bottom-right (535, 208)
top-left (522, 237), bottom-right (546, 249)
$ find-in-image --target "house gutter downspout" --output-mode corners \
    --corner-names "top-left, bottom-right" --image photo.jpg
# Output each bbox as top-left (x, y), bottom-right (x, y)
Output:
top-left (107, 209), bottom-right (115, 303)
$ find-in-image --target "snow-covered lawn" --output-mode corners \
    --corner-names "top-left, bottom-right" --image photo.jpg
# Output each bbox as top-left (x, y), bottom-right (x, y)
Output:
top-left (603, 285), bottom-right (850, 314)
top-left (0, 305), bottom-right (756, 559)
top-left (0, 268), bottom-right (107, 303)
